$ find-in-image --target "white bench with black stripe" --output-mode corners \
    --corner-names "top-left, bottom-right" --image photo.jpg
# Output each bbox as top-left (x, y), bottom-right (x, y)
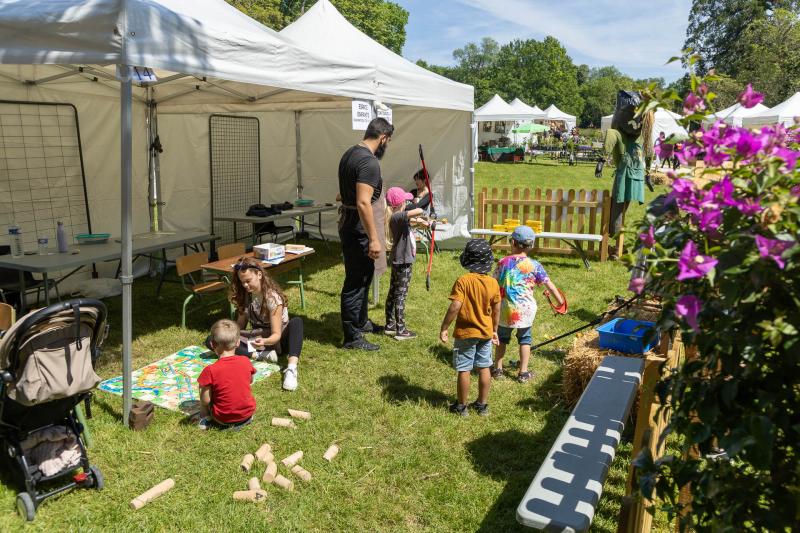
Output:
top-left (469, 229), bottom-right (603, 269)
top-left (516, 355), bottom-right (644, 531)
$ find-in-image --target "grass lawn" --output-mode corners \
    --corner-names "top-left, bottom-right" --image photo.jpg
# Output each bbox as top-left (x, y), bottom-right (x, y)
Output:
top-left (0, 161), bottom-right (670, 531)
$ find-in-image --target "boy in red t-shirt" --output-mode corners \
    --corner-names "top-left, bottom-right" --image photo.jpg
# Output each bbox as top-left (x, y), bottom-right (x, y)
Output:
top-left (197, 319), bottom-right (256, 429)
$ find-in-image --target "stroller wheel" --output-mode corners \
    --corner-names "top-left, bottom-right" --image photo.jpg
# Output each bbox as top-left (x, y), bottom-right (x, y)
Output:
top-left (16, 492), bottom-right (35, 521)
top-left (89, 465), bottom-right (104, 490)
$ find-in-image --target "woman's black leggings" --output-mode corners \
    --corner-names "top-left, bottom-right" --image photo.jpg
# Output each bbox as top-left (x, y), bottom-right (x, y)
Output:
top-left (205, 317), bottom-right (304, 358)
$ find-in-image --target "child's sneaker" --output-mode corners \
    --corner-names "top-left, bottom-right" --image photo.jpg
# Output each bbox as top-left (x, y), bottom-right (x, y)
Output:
top-left (468, 401), bottom-right (490, 416)
top-left (384, 323), bottom-right (397, 336)
top-left (448, 402), bottom-right (469, 417)
top-left (197, 417), bottom-right (211, 430)
top-left (255, 349), bottom-right (278, 363)
top-left (282, 366), bottom-right (298, 391)
top-left (393, 329), bottom-right (417, 341)
top-left (517, 371), bottom-right (534, 383)
top-left (490, 367), bottom-right (505, 379)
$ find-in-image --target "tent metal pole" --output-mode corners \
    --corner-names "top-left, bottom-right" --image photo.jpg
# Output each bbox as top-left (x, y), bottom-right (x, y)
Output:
top-left (119, 64), bottom-right (134, 428)
top-left (468, 114), bottom-right (477, 231)
top-left (294, 110), bottom-right (303, 198)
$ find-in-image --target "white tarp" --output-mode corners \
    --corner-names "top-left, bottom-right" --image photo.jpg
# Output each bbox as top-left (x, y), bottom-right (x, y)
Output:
top-left (509, 98), bottom-right (545, 119)
top-left (742, 92), bottom-right (800, 127)
top-left (601, 109), bottom-right (688, 143)
top-left (475, 94), bottom-right (531, 122)
top-left (704, 102), bottom-right (769, 127)
top-left (542, 104), bottom-right (576, 130)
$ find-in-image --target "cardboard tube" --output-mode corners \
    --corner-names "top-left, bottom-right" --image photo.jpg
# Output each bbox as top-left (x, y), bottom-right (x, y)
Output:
top-left (271, 417), bottom-right (296, 428)
top-left (281, 450), bottom-right (304, 467)
top-left (272, 474), bottom-right (294, 492)
top-left (291, 465), bottom-right (312, 482)
top-left (323, 444), bottom-right (340, 462)
top-left (256, 451), bottom-right (274, 465)
top-left (240, 453), bottom-right (255, 472)
top-left (262, 461), bottom-right (277, 484)
top-left (130, 478), bottom-right (175, 510)
top-left (247, 477), bottom-right (261, 491)
top-left (287, 408), bottom-right (311, 420)
top-left (233, 489), bottom-right (268, 502)
top-left (255, 443), bottom-right (272, 461)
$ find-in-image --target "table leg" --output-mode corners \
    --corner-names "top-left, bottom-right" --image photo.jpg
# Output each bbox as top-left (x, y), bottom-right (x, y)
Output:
top-left (298, 261), bottom-right (305, 309)
top-left (43, 272), bottom-right (51, 305)
top-left (156, 248), bottom-right (168, 297)
top-left (18, 270), bottom-right (26, 314)
top-left (560, 239), bottom-right (591, 270)
top-left (233, 222), bottom-right (238, 243)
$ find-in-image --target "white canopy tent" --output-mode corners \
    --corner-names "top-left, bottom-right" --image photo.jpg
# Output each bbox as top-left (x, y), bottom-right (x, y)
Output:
top-left (475, 94), bottom-right (531, 122)
top-left (509, 98), bottom-right (545, 119)
top-left (601, 108), bottom-right (688, 143)
top-left (0, 0), bottom-right (474, 426)
top-left (742, 92), bottom-right (800, 127)
top-left (542, 104), bottom-right (576, 131)
top-left (704, 102), bottom-right (769, 127)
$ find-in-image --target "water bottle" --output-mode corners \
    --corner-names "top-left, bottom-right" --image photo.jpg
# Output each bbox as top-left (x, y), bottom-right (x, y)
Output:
top-left (56, 221), bottom-right (69, 253)
top-left (8, 223), bottom-right (23, 258)
top-left (38, 236), bottom-right (49, 255)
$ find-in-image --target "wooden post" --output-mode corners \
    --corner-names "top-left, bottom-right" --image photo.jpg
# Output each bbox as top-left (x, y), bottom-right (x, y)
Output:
top-left (600, 193), bottom-right (611, 261)
top-left (478, 188), bottom-right (486, 230)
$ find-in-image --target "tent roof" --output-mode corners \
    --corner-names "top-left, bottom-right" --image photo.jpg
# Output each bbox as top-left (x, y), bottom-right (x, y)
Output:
top-left (509, 98), bottom-right (545, 118)
top-left (475, 94), bottom-right (531, 121)
top-left (601, 109), bottom-right (688, 141)
top-left (742, 92), bottom-right (800, 126)
top-left (280, 0), bottom-right (472, 111)
top-left (706, 102), bottom-right (768, 124)
top-left (543, 104), bottom-right (576, 121)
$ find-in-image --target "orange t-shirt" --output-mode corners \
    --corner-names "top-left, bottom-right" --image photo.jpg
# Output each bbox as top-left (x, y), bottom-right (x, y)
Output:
top-left (449, 272), bottom-right (500, 339)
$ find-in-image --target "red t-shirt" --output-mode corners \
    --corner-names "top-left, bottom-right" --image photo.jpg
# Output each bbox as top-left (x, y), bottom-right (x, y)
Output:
top-left (197, 356), bottom-right (256, 424)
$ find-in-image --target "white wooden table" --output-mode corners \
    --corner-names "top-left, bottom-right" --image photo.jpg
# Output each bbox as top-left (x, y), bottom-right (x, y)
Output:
top-left (469, 229), bottom-right (603, 269)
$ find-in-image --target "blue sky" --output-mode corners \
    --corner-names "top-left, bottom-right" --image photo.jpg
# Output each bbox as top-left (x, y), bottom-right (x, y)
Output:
top-left (394, 0), bottom-right (693, 83)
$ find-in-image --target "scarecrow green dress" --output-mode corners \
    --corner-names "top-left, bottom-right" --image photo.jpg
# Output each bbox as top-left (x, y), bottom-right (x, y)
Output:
top-left (604, 128), bottom-right (645, 204)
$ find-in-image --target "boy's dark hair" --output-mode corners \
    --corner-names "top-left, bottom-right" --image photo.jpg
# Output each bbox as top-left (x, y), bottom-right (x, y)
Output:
top-left (364, 117), bottom-right (394, 140)
top-left (412, 169), bottom-right (425, 181)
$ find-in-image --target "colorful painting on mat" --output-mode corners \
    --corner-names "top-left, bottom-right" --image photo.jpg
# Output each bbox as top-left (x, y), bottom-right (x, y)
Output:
top-left (98, 345), bottom-right (279, 414)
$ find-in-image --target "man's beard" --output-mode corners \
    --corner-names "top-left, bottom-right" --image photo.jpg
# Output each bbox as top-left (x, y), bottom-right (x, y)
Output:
top-left (375, 140), bottom-right (388, 160)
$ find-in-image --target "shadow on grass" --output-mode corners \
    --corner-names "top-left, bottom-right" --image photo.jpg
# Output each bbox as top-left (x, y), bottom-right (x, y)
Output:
top-left (377, 374), bottom-right (449, 407)
top-left (570, 307), bottom-right (602, 323)
top-left (427, 344), bottom-right (451, 366)
top-left (92, 396), bottom-right (122, 423)
top-left (300, 312), bottom-right (343, 347)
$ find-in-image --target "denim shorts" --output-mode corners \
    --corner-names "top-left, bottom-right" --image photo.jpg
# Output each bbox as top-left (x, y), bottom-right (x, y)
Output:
top-left (497, 325), bottom-right (533, 346)
top-left (452, 338), bottom-right (493, 371)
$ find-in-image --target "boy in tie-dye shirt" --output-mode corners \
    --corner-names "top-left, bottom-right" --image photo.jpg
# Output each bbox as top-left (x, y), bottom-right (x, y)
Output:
top-left (492, 226), bottom-right (564, 383)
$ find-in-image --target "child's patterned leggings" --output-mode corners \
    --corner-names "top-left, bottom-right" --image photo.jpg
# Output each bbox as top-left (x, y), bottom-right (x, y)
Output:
top-left (385, 263), bottom-right (413, 331)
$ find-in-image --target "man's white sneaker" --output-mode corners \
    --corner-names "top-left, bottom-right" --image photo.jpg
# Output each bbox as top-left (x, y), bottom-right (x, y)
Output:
top-left (282, 367), bottom-right (298, 391)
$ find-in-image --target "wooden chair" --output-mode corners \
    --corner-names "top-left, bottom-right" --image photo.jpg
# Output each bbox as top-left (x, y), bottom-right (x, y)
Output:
top-left (0, 302), bottom-right (15, 335)
top-left (176, 252), bottom-right (228, 328)
top-left (217, 242), bottom-right (246, 260)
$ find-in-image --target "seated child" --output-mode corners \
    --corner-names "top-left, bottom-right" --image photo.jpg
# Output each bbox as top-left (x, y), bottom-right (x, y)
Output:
top-left (440, 239), bottom-right (500, 417)
top-left (197, 319), bottom-right (256, 429)
top-left (492, 226), bottom-right (564, 383)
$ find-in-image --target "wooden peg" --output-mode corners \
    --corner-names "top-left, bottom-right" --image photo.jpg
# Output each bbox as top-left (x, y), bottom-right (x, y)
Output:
top-left (281, 450), bottom-right (303, 467)
top-left (233, 489), bottom-right (268, 502)
top-left (272, 474), bottom-right (294, 491)
top-left (323, 444), bottom-right (340, 462)
top-left (262, 461), bottom-right (278, 484)
top-left (271, 417), bottom-right (296, 428)
top-left (255, 443), bottom-right (272, 462)
top-left (287, 408), bottom-right (311, 420)
top-left (240, 453), bottom-right (255, 472)
top-left (130, 478), bottom-right (175, 510)
top-left (290, 465), bottom-right (312, 482)
top-left (247, 477), bottom-right (261, 491)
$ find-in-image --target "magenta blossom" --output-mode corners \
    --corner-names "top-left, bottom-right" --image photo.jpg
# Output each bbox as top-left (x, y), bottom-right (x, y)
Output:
top-left (704, 147), bottom-right (730, 167)
top-left (675, 295), bottom-right (702, 332)
top-left (628, 277), bottom-right (645, 295)
top-left (738, 84), bottom-right (765, 109)
top-left (734, 197), bottom-right (762, 217)
top-left (683, 92), bottom-right (706, 115)
top-left (697, 208), bottom-right (722, 235)
top-left (639, 226), bottom-right (656, 248)
top-left (791, 185), bottom-right (800, 198)
top-left (755, 235), bottom-right (794, 269)
top-left (734, 130), bottom-right (762, 158)
top-left (677, 240), bottom-right (718, 281)
top-left (773, 147), bottom-right (799, 171)
top-left (676, 142), bottom-right (703, 165)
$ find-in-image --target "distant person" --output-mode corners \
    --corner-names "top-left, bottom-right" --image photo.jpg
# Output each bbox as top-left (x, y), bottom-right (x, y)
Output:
top-left (407, 169), bottom-right (430, 215)
top-left (655, 131), bottom-right (673, 169)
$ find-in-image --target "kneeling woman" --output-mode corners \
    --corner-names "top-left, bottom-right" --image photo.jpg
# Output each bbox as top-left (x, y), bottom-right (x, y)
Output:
top-left (231, 257), bottom-right (303, 391)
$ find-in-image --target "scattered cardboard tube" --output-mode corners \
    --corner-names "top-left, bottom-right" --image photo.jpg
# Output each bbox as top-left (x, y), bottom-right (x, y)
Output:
top-left (262, 461), bottom-right (277, 484)
top-left (247, 477), bottom-right (261, 491)
top-left (291, 465), bottom-right (312, 482)
top-left (281, 450), bottom-right (304, 467)
top-left (257, 451), bottom-right (274, 464)
top-left (233, 489), bottom-right (268, 502)
top-left (287, 408), bottom-right (311, 420)
top-left (240, 453), bottom-right (255, 472)
top-left (272, 474), bottom-right (294, 491)
top-left (255, 443), bottom-right (272, 461)
top-left (130, 478), bottom-right (175, 510)
top-left (271, 417), bottom-right (296, 428)
top-left (323, 444), bottom-right (340, 462)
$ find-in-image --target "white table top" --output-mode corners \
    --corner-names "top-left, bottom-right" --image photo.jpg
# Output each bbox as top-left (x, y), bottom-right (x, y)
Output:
top-left (470, 229), bottom-right (603, 242)
top-left (0, 230), bottom-right (213, 273)
top-left (215, 204), bottom-right (339, 224)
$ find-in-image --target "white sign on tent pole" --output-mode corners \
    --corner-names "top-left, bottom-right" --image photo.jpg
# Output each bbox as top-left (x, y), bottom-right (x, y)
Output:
top-left (352, 100), bottom-right (374, 130)
top-left (376, 105), bottom-right (392, 124)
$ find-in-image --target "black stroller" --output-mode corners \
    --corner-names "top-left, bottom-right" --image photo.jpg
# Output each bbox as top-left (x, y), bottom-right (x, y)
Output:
top-left (0, 299), bottom-right (108, 521)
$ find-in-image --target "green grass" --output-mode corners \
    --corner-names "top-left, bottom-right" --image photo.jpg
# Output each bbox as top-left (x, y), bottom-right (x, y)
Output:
top-left (0, 162), bottom-right (670, 531)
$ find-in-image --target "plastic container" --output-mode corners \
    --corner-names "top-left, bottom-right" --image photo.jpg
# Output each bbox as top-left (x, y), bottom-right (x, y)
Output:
top-left (295, 199), bottom-right (314, 207)
top-left (596, 318), bottom-right (659, 354)
top-left (38, 236), bottom-right (49, 255)
top-left (75, 233), bottom-right (111, 245)
top-left (491, 224), bottom-right (506, 232)
top-left (56, 221), bottom-right (69, 253)
top-left (8, 223), bottom-right (23, 258)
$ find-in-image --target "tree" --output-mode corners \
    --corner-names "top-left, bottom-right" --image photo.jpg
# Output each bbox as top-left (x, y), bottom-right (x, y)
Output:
top-left (706, 73), bottom-right (744, 110)
top-left (733, 8), bottom-right (800, 106)
top-left (578, 66), bottom-right (633, 127)
top-left (226, 0), bottom-right (409, 54)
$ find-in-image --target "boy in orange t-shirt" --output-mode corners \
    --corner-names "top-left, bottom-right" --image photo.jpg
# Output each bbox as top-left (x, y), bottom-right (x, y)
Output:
top-left (440, 239), bottom-right (501, 416)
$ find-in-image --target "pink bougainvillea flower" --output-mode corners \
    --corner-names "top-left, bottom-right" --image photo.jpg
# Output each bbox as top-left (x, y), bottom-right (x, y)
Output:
top-left (734, 197), bottom-right (763, 217)
top-left (683, 92), bottom-right (706, 115)
top-left (791, 185), bottom-right (800, 198)
top-left (675, 294), bottom-right (702, 332)
top-left (738, 84), bottom-right (765, 109)
top-left (734, 130), bottom-right (762, 158)
top-left (697, 208), bottom-right (722, 235)
top-left (755, 235), bottom-right (794, 269)
top-left (773, 147), bottom-right (799, 171)
top-left (628, 277), bottom-right (645, 295)
top-left (639, 226), bottom-right (656, 248)
top-left (677, 240), bottom-right (718, 281)
top-left (676, 142), bottom-right (703, 165)
top-left (704, 147), bottom-right (730, 167)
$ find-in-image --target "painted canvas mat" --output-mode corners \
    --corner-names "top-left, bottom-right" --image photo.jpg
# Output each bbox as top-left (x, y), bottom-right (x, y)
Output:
top-left (98, 345), bottom-right (279, 414)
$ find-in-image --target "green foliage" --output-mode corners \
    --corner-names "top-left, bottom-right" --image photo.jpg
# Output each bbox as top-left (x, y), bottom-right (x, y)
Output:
top-left (579, 66), bottom-right (634, 128)
top-left (630, 60), bottom-right (800, 530)
top-left (226, 0), bottom-right (408, 53)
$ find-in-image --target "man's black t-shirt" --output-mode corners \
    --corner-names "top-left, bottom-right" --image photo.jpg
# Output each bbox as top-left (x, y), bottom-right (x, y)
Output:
top-left (338, 145), bottom-right (382, 232)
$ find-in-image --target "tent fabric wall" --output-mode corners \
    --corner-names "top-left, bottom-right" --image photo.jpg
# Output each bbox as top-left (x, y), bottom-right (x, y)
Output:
top-left (600, 109), bottom-right (688, 144)
top-left (705, 102), bottom-right (769, 127)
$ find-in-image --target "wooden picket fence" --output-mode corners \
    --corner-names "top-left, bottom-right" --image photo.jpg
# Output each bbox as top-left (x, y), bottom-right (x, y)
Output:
top-left (477, 187), bottom-right (619, 261)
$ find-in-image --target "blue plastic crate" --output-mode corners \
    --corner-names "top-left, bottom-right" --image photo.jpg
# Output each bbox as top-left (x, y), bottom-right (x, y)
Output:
top-left (596, 318), bottom-right (659, 354)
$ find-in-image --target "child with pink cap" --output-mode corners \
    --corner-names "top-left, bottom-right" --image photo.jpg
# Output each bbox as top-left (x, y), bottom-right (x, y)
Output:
top-left (384, 186), bottom-right (428, 340)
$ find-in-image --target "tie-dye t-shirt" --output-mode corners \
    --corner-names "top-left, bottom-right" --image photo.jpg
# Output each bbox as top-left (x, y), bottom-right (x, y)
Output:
top-left (494, 255), bottom-right (549, 328)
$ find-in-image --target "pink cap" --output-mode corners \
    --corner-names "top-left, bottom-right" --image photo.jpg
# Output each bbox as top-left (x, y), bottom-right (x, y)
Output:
top-left (386, 187), bottom-right (414, 207)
